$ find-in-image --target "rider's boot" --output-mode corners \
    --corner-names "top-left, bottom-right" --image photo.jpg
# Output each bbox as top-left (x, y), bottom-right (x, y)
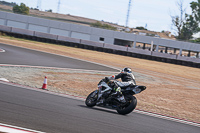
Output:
top-left (112, 87), bottom-right (126, 103)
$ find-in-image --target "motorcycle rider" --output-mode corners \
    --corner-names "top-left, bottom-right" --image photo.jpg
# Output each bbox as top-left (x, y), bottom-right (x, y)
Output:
top-left (109, 67), bottom-right (136, 87)
top-left (97, 67), bottom-right (136, 104)
top-left (109, 67), bottom-right (136, 95)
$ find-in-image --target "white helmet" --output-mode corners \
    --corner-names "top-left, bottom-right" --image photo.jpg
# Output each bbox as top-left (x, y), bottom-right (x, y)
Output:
top-left (122, 67), bottom-right (132, 73)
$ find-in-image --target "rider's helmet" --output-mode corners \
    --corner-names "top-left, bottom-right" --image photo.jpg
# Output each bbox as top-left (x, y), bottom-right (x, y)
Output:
top-left (121, 67), bottom-right (132, 73)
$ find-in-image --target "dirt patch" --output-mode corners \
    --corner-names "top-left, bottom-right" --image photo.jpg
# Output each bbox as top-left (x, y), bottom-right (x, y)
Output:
top-left (0, 36), bottom-right (199, 122)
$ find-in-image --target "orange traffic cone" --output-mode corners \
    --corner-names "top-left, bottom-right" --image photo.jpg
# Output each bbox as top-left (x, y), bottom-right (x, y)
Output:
top-left (41, 76), bottom-right (48, 90)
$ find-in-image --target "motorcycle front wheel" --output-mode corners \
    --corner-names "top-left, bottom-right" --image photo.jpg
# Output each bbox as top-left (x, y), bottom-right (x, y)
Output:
top-left (116, 95), bottom-right (137, 115)
top-left (85, 90), bottom-right (98, 107)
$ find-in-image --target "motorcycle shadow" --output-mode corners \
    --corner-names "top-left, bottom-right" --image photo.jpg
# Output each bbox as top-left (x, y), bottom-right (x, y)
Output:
top-left (78, 105), bottom-right (120, 115)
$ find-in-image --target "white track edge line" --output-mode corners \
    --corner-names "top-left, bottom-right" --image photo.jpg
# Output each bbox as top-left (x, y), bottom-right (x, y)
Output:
top-left (133, 110), bottom-right (200, 127)
top-left (0, 48), bottom-right (5, 52)
top-left (0, 123), bottom-right (45, 133)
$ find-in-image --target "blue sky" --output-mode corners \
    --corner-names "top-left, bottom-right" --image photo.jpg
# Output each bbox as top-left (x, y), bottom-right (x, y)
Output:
top-left (2, 0), bottom-right (195, 33)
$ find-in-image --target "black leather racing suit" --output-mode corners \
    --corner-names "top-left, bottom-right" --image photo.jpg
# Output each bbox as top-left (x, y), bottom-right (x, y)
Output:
top-left (114, 72), bottom-right (136, 88)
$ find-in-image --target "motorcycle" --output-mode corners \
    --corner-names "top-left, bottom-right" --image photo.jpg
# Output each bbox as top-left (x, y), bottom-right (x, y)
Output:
top-left (85, 78), bottom-right (146, 115)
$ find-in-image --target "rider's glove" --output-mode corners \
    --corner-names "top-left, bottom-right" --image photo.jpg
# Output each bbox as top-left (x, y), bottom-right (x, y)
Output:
top-left (109, 75), bottom-right (115, 80)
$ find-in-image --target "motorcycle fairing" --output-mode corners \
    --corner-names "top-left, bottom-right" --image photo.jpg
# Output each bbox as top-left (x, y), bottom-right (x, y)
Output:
top-left (123, 85), bottom-right (146, 94)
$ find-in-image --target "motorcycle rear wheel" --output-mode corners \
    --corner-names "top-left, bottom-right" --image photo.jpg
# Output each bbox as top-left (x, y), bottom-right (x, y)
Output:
top-left (85, 90), bottom-right (98, 107)
top-left (116, 95), bottom-right (137, 115)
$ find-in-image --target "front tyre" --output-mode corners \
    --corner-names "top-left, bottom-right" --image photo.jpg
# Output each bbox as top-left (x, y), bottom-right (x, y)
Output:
top-left (116, 95), bottom-right (137, 115)
top-left (85, 90), bottom-right (98, 107)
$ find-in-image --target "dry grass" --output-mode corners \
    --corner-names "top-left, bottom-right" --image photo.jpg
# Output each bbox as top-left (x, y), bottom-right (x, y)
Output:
top-left (1, 36), bottom-right (199, 81)
top-left (0, 36), bottom-right (200, 122)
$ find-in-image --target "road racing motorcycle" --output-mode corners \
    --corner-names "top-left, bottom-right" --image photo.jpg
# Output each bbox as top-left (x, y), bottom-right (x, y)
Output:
top-left (85, 78), bottom-right (146, 115)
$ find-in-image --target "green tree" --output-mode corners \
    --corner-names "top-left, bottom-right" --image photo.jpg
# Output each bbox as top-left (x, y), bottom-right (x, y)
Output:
top-left (136, 26), bottom-right (147, 30)
top-left (179, 14), bottom-right (199, 40)
top-left (171, 0), bottom-right (200, 40)
top-left (0, 1), bottom-right (17, 6)
top-left (190, 0), bottom-right (200, 22)
top-left (90, 22), bottom-right (117, 31)
top-left (13, 3), bottom-right (29, 15)
top-left (171, 0), bottom-right (186, 39)
top-left (179, 0), bottom-right (200, 40)
top-left (46, 9), bottom-right (52, 12)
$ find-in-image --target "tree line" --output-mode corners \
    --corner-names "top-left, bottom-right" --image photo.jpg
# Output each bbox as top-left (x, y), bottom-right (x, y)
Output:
top-left (90, 22), bottom-right (117, 31)
top-left (171, 0), bottom-right (200, 42)
top-left (12, 3), bottom-right (29, 15)
top-left (0, 1), bottom-right (17, 7)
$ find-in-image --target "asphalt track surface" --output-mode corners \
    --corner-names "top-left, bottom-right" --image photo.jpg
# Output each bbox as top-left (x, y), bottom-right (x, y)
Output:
top-left (0, 82), bottom-right (199, 133)
top-left (0, 43), bottom-right (199, 132)
top-left (0, 43), bottom-right (118, 72)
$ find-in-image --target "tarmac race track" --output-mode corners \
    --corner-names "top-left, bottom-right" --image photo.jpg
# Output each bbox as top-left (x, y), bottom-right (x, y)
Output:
top-left (0, 43), bottom-right (199, 133)
top-left (0, 82), bottom-right (199, 133)
top-left (0, 43), bottom-right (118, 72)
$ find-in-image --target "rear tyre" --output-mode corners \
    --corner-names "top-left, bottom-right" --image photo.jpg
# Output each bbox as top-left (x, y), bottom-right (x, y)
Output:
top-left (85, 90), bottom-right (98, 107)
top-left (116, 95), bottom-right (137, 115)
